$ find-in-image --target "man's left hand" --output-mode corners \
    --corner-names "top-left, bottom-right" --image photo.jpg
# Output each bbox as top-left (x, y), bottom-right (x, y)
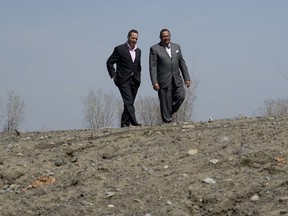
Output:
top-left (185, 80), bottom-right (191, 88)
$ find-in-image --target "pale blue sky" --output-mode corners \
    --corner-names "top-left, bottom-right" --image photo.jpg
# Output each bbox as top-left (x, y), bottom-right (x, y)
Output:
top-left (1, 0), bottom-right (288, 131)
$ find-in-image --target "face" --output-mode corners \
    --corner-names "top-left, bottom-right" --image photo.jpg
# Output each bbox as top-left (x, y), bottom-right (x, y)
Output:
top-left (160, 31), bottom-right (171, 45)
top-left (127, 32), bottom-right (138, 48)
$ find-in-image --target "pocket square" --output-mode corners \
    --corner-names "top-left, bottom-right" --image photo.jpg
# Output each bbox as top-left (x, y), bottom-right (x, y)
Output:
top-left (176, 50), bottom-right (179, 53)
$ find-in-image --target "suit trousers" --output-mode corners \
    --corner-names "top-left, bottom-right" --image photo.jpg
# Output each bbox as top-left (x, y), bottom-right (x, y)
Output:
top-left (115, 76), bottom-right (139, 127)
top-left (158, 79), bottom-right (185, 123)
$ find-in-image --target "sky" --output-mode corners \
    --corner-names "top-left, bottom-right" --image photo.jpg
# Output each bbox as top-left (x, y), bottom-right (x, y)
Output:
top-left (1, 0), bottom-right (288, 131)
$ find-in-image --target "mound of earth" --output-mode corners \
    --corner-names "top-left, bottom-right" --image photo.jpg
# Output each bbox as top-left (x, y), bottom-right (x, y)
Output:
top-left (1, 115), bottom-right (288, 216)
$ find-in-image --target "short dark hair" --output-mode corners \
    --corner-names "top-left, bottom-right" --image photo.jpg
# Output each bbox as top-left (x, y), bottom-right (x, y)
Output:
top-left (159, 28), bottom-right (171, 38)
top-left (127, 29), bottom-right (138, 37)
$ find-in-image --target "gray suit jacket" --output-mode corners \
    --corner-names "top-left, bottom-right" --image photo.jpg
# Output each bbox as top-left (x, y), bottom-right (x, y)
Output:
top-left (149, 42), bottom-right (190, 89)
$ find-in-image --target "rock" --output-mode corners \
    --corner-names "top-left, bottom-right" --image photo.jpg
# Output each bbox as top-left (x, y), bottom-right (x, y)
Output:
top-left (250, 194), bottom-right (260, 201)
top-left (209, 159), bottom-right (219, 164)
top-left (54, 158), bottom-right (63, 166)
top-left (71, 156), bottom-right (78, 163)
top-left (9, 184), bottom-right (16, 190)
top-left (187, 149), bottom-right (198, 156)
top-left (15, 160), bottom-right (27, 166)
top-left (166, 200), bottom-right (172, 205)
top-left (202, 178), bottom-right (216, 184)
top-left (81, 201), bottom-right (93, 206)
top-left (106, 191), bottom-right (115, 198)
top-left (279, 196), bottom-right (288, 202)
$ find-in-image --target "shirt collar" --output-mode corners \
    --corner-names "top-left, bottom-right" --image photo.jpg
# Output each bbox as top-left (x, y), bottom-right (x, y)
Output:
top-left (161, 42), bottom-right (171, 49)
top-left (127, 42), bottom-right (137, 51)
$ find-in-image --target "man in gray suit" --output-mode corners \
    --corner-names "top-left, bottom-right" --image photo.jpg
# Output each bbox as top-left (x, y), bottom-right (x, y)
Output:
top-left (149, 29), bottom-right (191, 123)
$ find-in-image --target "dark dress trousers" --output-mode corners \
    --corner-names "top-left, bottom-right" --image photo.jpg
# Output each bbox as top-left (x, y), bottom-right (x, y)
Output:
top-left (106, 43), bottom-right (141, 127)
top-left (149, 42), bottom-right (190, 123)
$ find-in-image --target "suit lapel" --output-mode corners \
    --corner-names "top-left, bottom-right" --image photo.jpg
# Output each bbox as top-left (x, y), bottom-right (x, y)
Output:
top-left (135, 49), bottom-right (140, 61)
top-left (124, 45), bottom-right (133, 62)
top-left (159, 43), bottom-right (174, 59)
top-left (170, 43), bottom-right (176, 59)
top-left (159, 44), bottom-right (171, 58)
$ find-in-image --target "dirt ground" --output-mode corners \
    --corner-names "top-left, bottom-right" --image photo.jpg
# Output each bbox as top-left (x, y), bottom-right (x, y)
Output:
top-left (1, 114), bottom-right (288, 216)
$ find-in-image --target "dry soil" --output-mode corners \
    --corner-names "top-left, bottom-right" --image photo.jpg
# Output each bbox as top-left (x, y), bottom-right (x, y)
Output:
top-left (1, 114), bottom-right (288, 216)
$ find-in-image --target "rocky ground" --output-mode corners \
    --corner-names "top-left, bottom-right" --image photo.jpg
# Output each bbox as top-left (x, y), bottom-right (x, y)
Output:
top-left (1, 114), bottom-right (288, 216)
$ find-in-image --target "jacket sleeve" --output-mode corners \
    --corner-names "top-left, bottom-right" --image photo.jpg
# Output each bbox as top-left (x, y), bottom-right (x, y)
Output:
top-left (178, 46), bottom-right (190, 81)
top-left (138, 49), bottom-right (142, 73)
top-left (149, 47), bottom-right (158, 84)
top-left (106, 47), bottom-right (119, 79)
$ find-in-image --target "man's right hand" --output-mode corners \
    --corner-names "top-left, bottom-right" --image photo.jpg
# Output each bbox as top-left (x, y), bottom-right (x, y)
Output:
top-left (153, 83), bottom-right (160, 91)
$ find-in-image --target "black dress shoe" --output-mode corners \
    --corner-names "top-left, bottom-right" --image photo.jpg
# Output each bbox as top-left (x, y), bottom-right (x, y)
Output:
top-left (121, 124), bottom-right (130, 128)
top-left (131, 123), bottom-right (142, 127)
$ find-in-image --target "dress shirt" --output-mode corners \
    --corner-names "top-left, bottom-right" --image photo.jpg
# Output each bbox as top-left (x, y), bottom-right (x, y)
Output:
top-left (165, 43), bottom-right (171, 58)
top-left (127, 43), bottom-right (137, 62)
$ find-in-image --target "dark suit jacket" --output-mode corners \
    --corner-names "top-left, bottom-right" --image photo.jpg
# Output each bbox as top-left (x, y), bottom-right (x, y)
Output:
top-left (106, 43), bottom-right (141, 84)
top-left (149, 42), bottom-right (190, 89)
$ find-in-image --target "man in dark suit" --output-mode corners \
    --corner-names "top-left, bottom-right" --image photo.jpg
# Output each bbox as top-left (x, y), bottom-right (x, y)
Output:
top-left (149, 29), bottom-right (191, 123)
top-left (106, 29), bottom-right (142, 127)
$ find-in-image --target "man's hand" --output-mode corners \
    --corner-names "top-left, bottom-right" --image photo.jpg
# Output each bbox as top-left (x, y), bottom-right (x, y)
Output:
top-left (153, 83), bottom-right (160, 91)
top-left (185, 80), bottom-right (191, 88)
